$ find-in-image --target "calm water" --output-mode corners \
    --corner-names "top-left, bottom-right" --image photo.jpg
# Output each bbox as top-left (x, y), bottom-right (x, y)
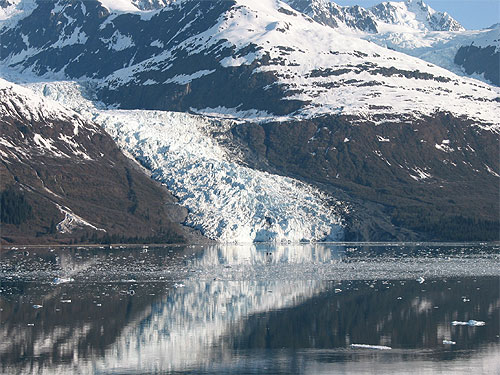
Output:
top-left (0, 243), bottom-right (499, 375)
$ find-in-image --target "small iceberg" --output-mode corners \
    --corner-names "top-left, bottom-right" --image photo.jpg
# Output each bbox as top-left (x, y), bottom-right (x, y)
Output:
top-left (451, 320), bottom-right (485, 327)
top-left (53, 277), bottom-right (74, 285)
top-left (32, 304), bottom-right (43, 309)
top-left (442, 340), bottom-right (456, 345)
top-left (350, 344), bottom-right (392, 350)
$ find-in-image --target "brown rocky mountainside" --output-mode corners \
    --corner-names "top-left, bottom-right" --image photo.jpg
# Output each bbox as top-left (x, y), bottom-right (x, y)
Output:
top-left (230, 113), bottom-right (500, 241)
top-left (0, 81), bottom-right (203, 245)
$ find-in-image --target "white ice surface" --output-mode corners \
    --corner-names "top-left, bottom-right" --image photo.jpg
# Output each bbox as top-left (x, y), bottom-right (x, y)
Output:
top-left (99, 110), bottom-right (345, 243)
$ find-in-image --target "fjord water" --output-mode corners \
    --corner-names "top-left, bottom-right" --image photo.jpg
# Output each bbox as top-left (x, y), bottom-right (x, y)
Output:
top-left (0, 244), bottom-right (499, 374)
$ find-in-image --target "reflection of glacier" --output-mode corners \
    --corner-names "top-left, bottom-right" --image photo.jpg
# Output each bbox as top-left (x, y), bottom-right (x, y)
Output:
top-left (97, 280), bottom-right (325, 373)
top-left (90, 246), bottom-right (343, 372)
top-left (193, 244), bottom-right (345, 266)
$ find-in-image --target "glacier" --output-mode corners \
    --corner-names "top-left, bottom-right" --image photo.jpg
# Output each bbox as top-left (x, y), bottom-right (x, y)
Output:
top-left (25, 80), bottom-right (346, 243)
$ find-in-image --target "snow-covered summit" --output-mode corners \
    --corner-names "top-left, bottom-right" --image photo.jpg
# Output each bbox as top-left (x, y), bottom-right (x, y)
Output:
top-left (284, 0), bottom-right (464, 33)
top-left (371, 0), bottom-right (464, 32)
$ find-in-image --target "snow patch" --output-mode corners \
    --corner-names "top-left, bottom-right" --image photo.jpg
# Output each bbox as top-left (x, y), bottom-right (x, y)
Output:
top-left (409, 167), bottom-right (432, 181)
top-left (56, 204), bottom-right (106, 234)
top-left (97, 0), bottom-right (140, 13)
top-left (484, 164), bottom-right (500, 178)
top-left (435, 141), bottom-right (454, 153)
top-left (101, 31), bottom-right (135, 51)
top-left (220, 52), bottom-right (259, 67)
top-left (164, 70), bottom-right (216, 85)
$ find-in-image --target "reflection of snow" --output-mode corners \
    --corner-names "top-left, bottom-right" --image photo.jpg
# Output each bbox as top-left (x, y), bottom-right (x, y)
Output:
top-left (91, 245), bottom-right (342, 371)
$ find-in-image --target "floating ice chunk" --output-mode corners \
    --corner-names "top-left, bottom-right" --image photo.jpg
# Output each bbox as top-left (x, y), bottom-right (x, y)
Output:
top-left (451, 320), bottom-right (485, 327)
top-left (351, 344), bottom-right (392, 350)
top-left (417, 276), bottom-right (425, 284)
top-left (53, 277), bottom-right (74, 285)
top-left (60, 299), bottom-right (72, 303)
top-left (32, 304), bottom-right (43, 309)
top-left (442, 340), bottom-right (456, 345)
top-left (174, 283), bottom-right (185, 288)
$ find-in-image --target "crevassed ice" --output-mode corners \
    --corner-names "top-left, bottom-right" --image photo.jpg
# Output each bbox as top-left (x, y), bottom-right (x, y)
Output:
top-left (98, 110), bottom-right (345, 243)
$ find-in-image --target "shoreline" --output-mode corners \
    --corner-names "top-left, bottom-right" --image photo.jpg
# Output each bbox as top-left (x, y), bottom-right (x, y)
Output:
top-left (1, 241), bottom-right (498, 251)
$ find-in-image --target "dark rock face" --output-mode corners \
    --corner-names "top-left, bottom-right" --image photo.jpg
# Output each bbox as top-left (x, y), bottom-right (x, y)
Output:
top-left (455, 45), bottom-right (500, 86)
top-left (0, 84), bottom-right (201, 245)
top-left (101, 60), bottom-right (305, 115)
top-left (230, 113), bottom-right (500, 241)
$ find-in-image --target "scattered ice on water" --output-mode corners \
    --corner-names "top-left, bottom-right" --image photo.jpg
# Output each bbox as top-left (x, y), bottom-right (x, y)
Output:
top-left (53, 277), bottom-right (74, 285)
top-left (351, 344), bottom-right (392, 350)
top-left (451, 320), bottom-right (485, 327)
top-left (442, 340), bottom-right (456, 345)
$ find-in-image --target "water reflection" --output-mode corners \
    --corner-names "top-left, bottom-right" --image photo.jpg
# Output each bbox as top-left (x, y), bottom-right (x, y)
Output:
top-left (0, 244), bottom-right (499, 374)
top-left (192, 244), bottom-right (345, 266)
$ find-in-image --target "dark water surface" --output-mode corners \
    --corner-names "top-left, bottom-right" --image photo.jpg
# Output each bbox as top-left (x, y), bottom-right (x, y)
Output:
top-left (1, 243), bottom-right (499, 374)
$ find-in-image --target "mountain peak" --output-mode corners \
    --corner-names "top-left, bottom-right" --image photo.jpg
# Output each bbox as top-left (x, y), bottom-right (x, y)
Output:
top-left (285, 0), bottom-right (464, 32)
top-left (371, 0), bottom-right (464, 31)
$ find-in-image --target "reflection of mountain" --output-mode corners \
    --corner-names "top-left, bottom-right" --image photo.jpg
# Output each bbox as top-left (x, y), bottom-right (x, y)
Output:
top-left (0, 246), bottom-right (499, 374)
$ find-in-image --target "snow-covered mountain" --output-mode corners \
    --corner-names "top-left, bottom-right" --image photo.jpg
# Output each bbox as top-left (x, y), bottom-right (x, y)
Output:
top-left (0, 0), bottom-right (498, 242)
top-left (0, 0), bottom-right (497, 124)
top-left (284, 0), bottom-right (499, 86)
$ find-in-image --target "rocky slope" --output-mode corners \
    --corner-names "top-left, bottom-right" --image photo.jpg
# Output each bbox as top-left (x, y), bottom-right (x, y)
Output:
top-left (0, 78), bottom-right (201, 244)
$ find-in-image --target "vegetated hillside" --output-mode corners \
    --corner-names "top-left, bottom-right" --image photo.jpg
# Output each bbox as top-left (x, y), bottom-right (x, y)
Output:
top-left (0, 80), bottom-right (201, 245)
